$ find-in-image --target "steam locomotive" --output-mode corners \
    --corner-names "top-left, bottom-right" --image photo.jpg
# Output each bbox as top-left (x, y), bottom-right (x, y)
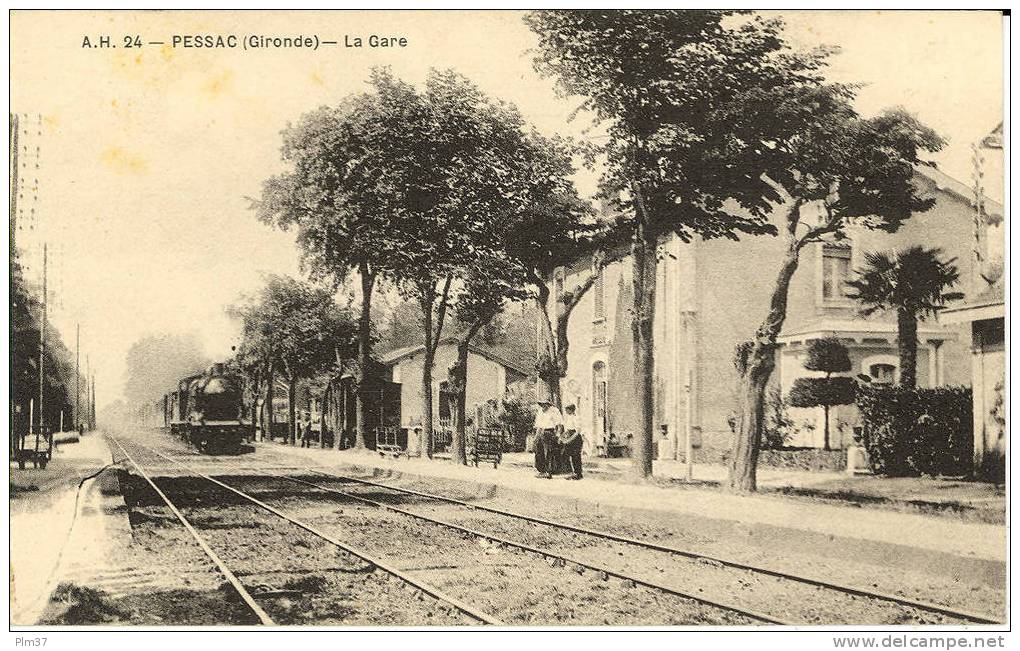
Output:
top-left (162, 363), bottom-right (248, 453)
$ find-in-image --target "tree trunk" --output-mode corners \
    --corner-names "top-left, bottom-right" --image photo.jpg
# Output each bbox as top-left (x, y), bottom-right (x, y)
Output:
top-left (630, 220), bottom-right (658, 481)
top-left (264, 362), bottom-right (275, 442)
top-left (534, 286), bottom-right (562, 408)
top-left (898, 308), bottom-right (918, 389)
top-left (418, 276), bottom-right (452, 459)
top-left (319, 395), bottom-right (327, 449)
top-left (287, 376), bottom-right (298, 445)
top-left (422, 346), bottom-right (435, 459)
top-left (324, 379), bottom-right (340, 451)
top-left (420, 289), bottom-right (435, 459)
top-left (248, 367), bottom-right (261, 442)
top-left (342, 379), bottom-right (351, 448)
top-left (355, 265), bottom-right (375, 449)
top-left (451, 339), bottom-right (470, 466)
top-left (730, 244), bottom-right (802, 492)
top-left (731, 355), bottom-right (772, 492)
top-left (823, 404), bottom-right (830, 451)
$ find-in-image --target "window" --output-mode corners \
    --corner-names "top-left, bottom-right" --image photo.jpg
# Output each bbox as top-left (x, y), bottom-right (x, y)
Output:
top-left (593, 271), bottom-right (605, 322)
top-left (869, 363), bottom-right (896, 385)
top-left (822, 243), bottom-right (852, 300)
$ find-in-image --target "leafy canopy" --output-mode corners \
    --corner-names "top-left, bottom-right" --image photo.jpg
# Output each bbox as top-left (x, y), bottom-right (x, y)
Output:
top-left (229, 275), bottom-right (358, 381)
top-left (255, 68), bottom-right (438, 285)
top-left (789, 376), bottom-right (856, 409)
top-left (526, 10), bottom-right (838, 242)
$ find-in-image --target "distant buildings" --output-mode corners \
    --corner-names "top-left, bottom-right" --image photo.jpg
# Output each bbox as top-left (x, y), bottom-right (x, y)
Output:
top-left (379, 338), bottom-right (532, 446)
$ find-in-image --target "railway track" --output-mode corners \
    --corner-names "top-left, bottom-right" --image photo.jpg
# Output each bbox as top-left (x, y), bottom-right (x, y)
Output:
top-left (109, 434), bottom-right (1004, 626)
top-left (120, 437), bottom-right (770, 625)
top-left (286, 465), bottom-right (1005, 625)
top-left (108, 436), bottom-right (276, 625)
top-left (108, 434), bottom-right (501, 626)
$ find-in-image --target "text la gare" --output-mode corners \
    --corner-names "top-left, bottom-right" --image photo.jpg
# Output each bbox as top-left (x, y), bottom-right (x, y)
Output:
top-left (345, 34), bottom-right (408, 47)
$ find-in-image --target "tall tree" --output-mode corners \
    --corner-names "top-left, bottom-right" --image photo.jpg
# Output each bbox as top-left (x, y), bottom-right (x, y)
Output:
top-left (501, 138), bottom-right (601, 410)
top-left (448, 253), bottom-right (530, 464)
top-left (10, 260), bottom-right (88, 433)
top-left (257, 68), bottom-right (424, 449)
top-left (527, 10), bottom-right (827, 479)
top-left (728, 99), bottom-right (945, 491)
top-left (383, 69), bottom-right (584, 457)
top-left (846, 247), bottom-right (963, 389)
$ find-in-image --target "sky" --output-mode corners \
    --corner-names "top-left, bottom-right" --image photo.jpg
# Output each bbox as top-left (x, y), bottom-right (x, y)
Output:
top-left (9, 10), bottom-right (1004, 408)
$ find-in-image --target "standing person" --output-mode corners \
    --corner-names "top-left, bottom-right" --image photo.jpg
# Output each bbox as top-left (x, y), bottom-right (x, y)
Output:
top-left (533, 398), bottom-right (562, 479)
top-left (300, 411), bottom-right (313, 448)
top-left (560, 403), bottom-right (583, 480)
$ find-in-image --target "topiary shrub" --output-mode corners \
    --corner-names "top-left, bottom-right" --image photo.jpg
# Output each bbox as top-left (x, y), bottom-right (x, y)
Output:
top-left (855, 384), bottom-right (973, 477)
top-left (787, 338), bottom-right (855, 449)
top-left (804, 337), bottom-right (852, 373)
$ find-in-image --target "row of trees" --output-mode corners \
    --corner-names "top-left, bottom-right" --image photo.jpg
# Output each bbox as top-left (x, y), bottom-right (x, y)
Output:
top-left (238, 10), bottom-right (952, 491)
top-left (252, 67), bottom-right (608, 461)
top-left (228, 276), bottom-right (357, 445)
top-left (11, 259), bottom-right (92, 435)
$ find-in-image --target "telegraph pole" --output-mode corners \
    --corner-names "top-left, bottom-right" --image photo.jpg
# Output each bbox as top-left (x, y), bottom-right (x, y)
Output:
top-left (75, 323), bottom-right (80, 429)
top-left (10, 114), bottom-right (19, 441)
top-left (85, 354), bottom-right (91, 431)
top-left (37, 242), bottom-right (47, 434)
top-left (10, 114), bottom-right (19, 254)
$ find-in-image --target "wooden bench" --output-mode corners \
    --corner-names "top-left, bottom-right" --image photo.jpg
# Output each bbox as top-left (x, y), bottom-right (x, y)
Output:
top-left (469, 428), bottom-right (504, 469)
top-left (375, 426), bottom-right (405, 458)
top-left (432, 426), bottom-right (453, 453)
top-left (12, 429), bottom-right (53, 469)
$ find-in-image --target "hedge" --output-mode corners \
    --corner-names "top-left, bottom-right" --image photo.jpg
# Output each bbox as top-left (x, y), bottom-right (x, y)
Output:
top-left (855, 384), bottom-right (973, 477)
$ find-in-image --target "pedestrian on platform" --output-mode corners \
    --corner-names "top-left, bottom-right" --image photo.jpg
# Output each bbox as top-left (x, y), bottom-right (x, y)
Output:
top-left (560, 403), bottom-right (583, 480)
top-left (300, 411), bottom-right (313, 448)
top-left (533, 398), bottom-right (562, 479)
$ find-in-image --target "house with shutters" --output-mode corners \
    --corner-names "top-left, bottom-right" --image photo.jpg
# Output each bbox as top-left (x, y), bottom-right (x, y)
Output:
top-left (550, 164), bottom-right (1002, 459)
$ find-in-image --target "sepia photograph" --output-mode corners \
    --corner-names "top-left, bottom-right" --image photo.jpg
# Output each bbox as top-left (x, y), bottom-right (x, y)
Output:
top-left (7, 7), bottom-right (1008, 640)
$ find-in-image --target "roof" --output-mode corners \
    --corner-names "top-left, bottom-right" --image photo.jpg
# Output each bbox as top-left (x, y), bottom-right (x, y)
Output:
top-left (378, 337), bottom-right (534, 376)
top-left (940, 277), bottom-right (1005, 324)
top-left (981, 122), bottom-right (1003, 149)
top-left (778, 318), bottom-right (957, 346)
top-left (914, 164), bottom-right (1003, 219)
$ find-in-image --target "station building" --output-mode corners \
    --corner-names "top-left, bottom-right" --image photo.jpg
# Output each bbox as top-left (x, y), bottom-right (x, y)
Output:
top-left (549, 163), bottom-right (1003, 460)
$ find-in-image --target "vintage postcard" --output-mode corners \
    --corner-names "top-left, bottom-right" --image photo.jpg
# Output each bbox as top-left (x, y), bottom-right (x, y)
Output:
top-left (8, 8), bottom-right (1007, 640)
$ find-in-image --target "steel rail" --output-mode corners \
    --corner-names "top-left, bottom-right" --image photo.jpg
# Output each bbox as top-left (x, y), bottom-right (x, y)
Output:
top-left (245, 467), bottom-right (786, 625)
top-left (300, 466), bottom-right (1004, 625)
top-left (108, 435), bottom-right (276, 626)
top-left (138, 443), bottom-right (504, 626)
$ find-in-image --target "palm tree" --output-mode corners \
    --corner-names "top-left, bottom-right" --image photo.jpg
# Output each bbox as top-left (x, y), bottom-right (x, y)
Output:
top-left (846, 246), bottom-right (964, 388)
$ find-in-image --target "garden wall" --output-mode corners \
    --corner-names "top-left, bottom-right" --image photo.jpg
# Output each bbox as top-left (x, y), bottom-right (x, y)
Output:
top-left (685, 446), bottom-right (847, 471)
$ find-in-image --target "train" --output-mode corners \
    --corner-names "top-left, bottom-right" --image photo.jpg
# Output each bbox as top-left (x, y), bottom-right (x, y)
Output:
top-left (162, 363), bottom-right (248, 453)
